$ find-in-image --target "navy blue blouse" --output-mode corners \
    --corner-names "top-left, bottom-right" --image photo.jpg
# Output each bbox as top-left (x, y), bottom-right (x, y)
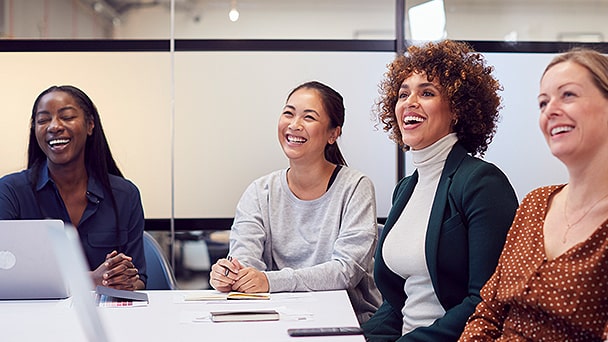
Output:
top-left (0, 162), bottom-right (147, 285)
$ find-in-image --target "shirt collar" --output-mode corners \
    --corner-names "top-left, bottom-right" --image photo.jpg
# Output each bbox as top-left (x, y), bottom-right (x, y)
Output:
top-left (35, 160), bottom-right (105, 201)
top-left (35, 162), bottom-right (53, 191)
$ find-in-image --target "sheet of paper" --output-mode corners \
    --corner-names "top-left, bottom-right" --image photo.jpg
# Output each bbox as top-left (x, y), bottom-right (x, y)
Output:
top-left (181, 291), bottom-right (270, 302)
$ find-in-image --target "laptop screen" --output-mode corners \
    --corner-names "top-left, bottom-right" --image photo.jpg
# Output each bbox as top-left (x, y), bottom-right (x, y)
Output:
top-left (0, 219), bottom-right (70, 300)
top-left (47, 222), bottom-right (109, 342)
top-left (0, 219), bottom-right (109, 341)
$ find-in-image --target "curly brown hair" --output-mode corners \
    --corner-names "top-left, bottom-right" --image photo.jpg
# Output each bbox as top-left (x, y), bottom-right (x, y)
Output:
top-left (375, 40), bottom-right (502, 156)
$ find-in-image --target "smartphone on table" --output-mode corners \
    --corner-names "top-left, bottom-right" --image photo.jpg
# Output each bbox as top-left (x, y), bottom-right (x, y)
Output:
top-left (287, 326), bottom-right (363, 337)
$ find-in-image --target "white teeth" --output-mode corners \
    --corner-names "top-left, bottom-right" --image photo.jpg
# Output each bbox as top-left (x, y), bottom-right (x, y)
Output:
top-left (551, 126), bottom-right (573, 136)
top-left (49, 138), bottom-right (70, 146)
top-left (287, 135), bottom-right (306, 143)
top-left (403, 115), bottom-right (424, 124)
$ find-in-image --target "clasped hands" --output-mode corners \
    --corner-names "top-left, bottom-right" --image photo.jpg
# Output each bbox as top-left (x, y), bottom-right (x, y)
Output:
top-left (210, 256), bottom-right (269, 293)
top-left (91, 250), bottom-right (143, 290)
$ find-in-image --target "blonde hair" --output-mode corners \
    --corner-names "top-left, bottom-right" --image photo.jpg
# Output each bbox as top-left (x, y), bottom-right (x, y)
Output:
top-left (543, 48), bottom-right (608, 99)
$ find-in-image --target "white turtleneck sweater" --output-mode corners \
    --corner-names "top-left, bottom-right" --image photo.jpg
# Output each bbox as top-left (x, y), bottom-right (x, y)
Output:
top-left (382, 133), bottom-right (458, 335)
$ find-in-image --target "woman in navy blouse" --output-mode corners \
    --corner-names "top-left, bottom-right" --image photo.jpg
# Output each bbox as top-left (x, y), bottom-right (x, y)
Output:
top-left (0, 85), bottom-right (146, 290)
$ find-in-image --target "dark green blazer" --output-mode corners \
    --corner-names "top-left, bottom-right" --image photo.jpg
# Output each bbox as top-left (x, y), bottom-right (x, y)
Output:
top-left (362, 143), bottom-right (518, 342)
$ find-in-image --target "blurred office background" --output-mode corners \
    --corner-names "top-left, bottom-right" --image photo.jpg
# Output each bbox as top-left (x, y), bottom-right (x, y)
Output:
top-left (2, 0), bottom-right (606, 41)
top-left (1, 0), bottom-right (605, 289)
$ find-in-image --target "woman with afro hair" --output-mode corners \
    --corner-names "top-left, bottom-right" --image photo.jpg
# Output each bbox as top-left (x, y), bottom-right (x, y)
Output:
top-left (362, 40), bottom-right (518, 341)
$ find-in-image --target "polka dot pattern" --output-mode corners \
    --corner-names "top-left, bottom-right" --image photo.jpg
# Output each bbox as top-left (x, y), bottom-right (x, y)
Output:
top-left (459, 185), bottom-right (608, 341)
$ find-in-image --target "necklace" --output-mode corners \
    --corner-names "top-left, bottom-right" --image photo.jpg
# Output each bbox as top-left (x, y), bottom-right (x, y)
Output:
top-left (562, 191), bottom-right (608, 243)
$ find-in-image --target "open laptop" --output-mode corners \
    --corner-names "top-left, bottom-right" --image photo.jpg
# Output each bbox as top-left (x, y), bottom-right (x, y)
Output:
top-left (47, 222), bottom-right (110, 342)
top-left (0, 219), bottom-right (70, 300)
top-left (0, 219), bottom-right (109, 341)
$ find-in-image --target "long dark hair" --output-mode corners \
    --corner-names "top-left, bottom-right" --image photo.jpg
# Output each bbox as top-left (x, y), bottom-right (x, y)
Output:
top-left (28, 85), bottom-right (122, 177)
top-left (287, 81), bottom-right (348, 166)
top-left (28, 85), bottom-right (123, 248)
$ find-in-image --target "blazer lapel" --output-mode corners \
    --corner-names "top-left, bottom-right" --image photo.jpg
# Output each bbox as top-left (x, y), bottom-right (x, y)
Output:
top-left (425, 144), bottom-right (467, 293)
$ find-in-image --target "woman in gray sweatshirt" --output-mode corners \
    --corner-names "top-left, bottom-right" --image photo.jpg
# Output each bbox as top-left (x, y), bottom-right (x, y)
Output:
top-left (209, 80), bottom-right (381, 323)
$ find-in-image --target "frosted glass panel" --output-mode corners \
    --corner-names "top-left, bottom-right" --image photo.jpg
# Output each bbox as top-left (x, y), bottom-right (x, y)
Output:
top-left (174, 51), bottom-right (397, 218)
top-left (404, 52), bottom-right (569, 201)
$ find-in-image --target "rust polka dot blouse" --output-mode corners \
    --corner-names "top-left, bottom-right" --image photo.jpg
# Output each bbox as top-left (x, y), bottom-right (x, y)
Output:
top-left (459, 185), bottom-right (608, 341)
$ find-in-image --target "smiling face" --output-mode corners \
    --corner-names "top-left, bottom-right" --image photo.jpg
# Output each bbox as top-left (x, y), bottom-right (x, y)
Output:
top-left (395, 72), bottom-right (454, 150)
top-left (278, 88), bottom-right (339, 164)
top-left (34, 91), bottom-right (94, 170)
top-left (538, 61), bottom-right (608, 164)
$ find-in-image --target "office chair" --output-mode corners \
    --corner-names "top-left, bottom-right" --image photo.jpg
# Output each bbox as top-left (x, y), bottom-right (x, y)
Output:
top-left (143, 231), bottom-right (178, 290)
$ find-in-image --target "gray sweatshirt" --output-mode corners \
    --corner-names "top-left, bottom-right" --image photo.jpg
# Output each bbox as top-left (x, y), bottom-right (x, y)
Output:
top-left (229, 166), bottom-right (381, 323)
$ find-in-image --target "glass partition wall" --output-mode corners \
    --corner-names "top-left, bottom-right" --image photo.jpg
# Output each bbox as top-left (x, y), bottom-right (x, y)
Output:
top-left (1, 0), bottom-right (607, 270)
top-left (1, 0), bottom-right (397, 222)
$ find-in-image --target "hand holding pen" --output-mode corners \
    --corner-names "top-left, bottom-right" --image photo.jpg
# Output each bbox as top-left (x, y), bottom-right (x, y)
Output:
top-left (224, 256), bottom-right (233, 276)
top-left (209, 255), bottom-right (242, 292)
top-left (223, 255), bottom-right (243, 277)
top-left (220, 256), bottom-right (271, 293)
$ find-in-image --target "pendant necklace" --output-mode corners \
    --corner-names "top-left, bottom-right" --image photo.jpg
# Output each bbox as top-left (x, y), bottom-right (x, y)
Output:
top-left (562, 191), bottom-right (608, 243)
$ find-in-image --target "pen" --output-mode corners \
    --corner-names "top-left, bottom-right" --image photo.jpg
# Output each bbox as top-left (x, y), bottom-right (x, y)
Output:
top-left (224, 256), bottom-right (232, 276)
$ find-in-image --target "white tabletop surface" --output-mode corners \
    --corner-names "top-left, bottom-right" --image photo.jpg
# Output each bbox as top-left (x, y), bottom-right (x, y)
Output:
top-left (0, 290), bottom-right (365, 341)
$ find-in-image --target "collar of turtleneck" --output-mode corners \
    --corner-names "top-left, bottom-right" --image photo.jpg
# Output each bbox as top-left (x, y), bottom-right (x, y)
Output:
top-left (411, 133), bottom-right (458, 179)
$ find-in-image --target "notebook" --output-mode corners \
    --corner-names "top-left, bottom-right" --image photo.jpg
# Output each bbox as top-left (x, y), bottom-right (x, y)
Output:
top-left (210, 309), bottom-right (280, 322)
top-left (0, 219), bottom-right (70, 300)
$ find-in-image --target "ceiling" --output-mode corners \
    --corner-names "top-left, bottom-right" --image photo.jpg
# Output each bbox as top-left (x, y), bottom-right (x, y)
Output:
top-left (81, 0), bottom-right (608, 22)
top-left (90, 0), bottom-right (394, 14)
top-left (89, 0), bottom-right (608, 13)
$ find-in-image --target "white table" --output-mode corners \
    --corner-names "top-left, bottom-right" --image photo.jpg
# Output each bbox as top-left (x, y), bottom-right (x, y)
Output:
top-left (0, 290), bottom-right (365, 341)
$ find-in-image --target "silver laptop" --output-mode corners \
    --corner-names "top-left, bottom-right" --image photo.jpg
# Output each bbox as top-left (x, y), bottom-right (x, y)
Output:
top-left (0, 219), bottom-right (70, 300)
top-left (47, 222), bottom-right (109, 342)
